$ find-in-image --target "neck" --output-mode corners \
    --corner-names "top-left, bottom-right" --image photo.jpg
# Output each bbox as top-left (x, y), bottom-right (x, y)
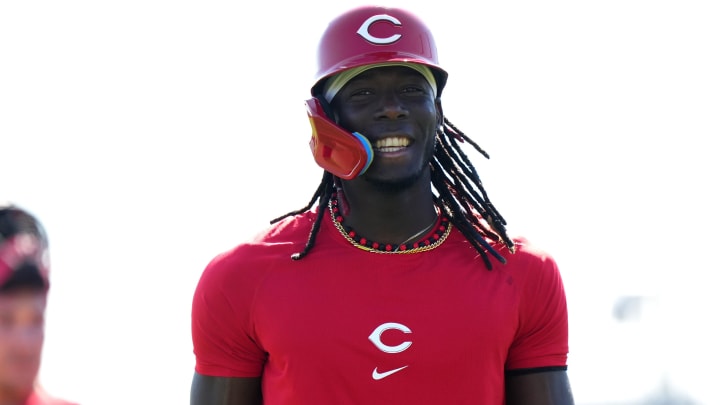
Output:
top-left (330, 196), bottom-right (450, 253)
top-left (335, 175), bottom-right (438, 245)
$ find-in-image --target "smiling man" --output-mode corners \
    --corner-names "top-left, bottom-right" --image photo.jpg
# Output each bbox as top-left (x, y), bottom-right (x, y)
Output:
top-left (191, 6), bottom-right (575, 405)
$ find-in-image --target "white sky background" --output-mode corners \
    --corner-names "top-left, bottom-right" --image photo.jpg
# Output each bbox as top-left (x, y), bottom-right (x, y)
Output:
top-left (1, 1), bottom-right (718, 404)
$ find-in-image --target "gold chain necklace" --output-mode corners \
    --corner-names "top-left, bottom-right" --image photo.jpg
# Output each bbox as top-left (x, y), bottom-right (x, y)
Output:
top-left (328, 197), bottom-right (452, 254)
top-left (395, 216), bottom-right (438, 250)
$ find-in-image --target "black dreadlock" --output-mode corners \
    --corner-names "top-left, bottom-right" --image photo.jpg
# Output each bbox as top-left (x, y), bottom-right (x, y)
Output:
top-left (270, 118), bottom-right (515, 270)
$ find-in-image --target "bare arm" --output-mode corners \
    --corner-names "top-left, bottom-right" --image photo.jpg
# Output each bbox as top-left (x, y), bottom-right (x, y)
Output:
top-left (190, 372), bottom-right (262, 405)
top-left (505, 370), bottom-right (575, 405)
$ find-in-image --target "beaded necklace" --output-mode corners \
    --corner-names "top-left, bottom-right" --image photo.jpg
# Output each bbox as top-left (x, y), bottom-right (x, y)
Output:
top-left (328, 194), bottom-right (452, 254)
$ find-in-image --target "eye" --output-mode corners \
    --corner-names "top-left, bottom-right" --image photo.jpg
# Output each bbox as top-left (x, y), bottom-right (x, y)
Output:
top-left (402, 86), bottom-right (423, 93)
top-left (400, 83), bottom-right (430, 96)
top-left (348, 88), bottom-right (373, 98)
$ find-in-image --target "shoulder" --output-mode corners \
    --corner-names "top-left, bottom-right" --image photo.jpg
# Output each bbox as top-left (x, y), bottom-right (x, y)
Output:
top-left (491, 235), bottom-right (563, 285)
top-left (506, 236), bottom-right (557, 266)
top-left (50, 400), bottom-right (79, 405)
top-left (197, 210), bottom-right (319, 286)
top-left (27, 388), bottom-right (80, 405)
top-left (216, 209), bottom-right (318, 263)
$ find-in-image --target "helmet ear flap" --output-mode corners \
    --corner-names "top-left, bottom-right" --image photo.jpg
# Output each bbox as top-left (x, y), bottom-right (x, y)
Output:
top-left (305, 97), bottom-right (374, 180)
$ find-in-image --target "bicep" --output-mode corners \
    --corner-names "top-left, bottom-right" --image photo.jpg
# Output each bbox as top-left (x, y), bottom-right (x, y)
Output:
top-left (505, 370), bottom-right (575, 405)
top-left (191, 372), bottom-right (262, 405)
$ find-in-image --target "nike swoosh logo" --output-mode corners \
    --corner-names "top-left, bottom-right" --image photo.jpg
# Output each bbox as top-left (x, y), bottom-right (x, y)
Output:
top-left (372, 365), bottom-right (408, 380)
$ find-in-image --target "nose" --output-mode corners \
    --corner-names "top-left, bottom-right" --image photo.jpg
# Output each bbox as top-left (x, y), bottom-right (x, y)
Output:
top-left (375, 92), bottom-right (408, 120)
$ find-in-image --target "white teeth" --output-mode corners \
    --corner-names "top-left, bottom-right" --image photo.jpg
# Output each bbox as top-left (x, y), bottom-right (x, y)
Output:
top-left (378, 146), bottom-right (404, 152)
top-left (374, 137), bottom-right (409, 149)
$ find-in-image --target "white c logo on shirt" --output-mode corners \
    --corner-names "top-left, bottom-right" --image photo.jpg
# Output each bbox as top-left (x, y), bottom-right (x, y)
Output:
top-left (356, 14), bottom-right (402, 44)
top-left (368, 322), bottom-right (412, 353)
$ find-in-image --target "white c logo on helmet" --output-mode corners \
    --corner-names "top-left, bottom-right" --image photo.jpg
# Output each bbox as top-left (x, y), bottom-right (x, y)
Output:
top-left (368, 322), bottom-right (412, 353)
top-left (357, 14), bottom-right (402, 45)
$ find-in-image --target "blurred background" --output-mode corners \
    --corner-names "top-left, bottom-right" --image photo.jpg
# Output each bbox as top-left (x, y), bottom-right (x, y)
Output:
top-left (1, 1), bottom-right (718, 404)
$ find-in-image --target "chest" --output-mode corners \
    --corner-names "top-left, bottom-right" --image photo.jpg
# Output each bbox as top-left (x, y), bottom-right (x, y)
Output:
top-left (253, 252), bottom-right (521, 368)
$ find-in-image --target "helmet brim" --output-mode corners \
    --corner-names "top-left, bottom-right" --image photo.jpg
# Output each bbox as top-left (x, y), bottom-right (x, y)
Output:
top-left (312, 52), bottom-right (448, 97)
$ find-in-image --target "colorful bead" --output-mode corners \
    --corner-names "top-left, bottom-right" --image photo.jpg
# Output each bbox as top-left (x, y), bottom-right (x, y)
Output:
top-left (328, 195), bottom-right (451, 254)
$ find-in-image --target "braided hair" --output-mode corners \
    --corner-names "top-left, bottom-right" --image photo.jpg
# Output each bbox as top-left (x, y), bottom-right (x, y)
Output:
top-left (271, 117), bottom-right (515, 270)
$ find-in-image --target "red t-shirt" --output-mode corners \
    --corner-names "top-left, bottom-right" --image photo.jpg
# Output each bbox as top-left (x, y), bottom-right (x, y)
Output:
top-left (25, 388), bottom-right (78, 405)
top-left (192, 209), bottom-right (569, 404)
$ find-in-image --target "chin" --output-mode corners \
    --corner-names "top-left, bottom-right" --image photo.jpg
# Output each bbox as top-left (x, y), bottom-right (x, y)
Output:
top-left (363, 170), bottom-right (425, 192)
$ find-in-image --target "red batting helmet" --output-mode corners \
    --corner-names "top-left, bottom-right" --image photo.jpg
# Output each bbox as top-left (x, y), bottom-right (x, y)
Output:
top-left (311, 6), bottom-right (448, 97)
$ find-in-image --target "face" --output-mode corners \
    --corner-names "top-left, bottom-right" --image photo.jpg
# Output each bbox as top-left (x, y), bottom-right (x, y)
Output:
top-left (0, 290), bottom-right (46, 394)
top-left (331, 66), bottom-right (441, 187)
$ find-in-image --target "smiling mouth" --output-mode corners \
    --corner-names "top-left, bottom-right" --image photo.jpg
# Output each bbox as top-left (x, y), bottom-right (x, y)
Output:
top-left (373, 137), bottom-right (411, 152)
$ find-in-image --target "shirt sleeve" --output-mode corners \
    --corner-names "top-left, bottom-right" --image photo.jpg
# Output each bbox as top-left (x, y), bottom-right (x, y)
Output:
top-left (191, 249), bottom-right (268, 377)
top-left (505, 245), bottom-right (569, 371)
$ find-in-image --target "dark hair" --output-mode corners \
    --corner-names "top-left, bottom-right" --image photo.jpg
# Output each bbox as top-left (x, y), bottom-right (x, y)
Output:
top-left (271, 117), bottom-right (515, 270)
top-left (0, 204), bottom-right (49, 292)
